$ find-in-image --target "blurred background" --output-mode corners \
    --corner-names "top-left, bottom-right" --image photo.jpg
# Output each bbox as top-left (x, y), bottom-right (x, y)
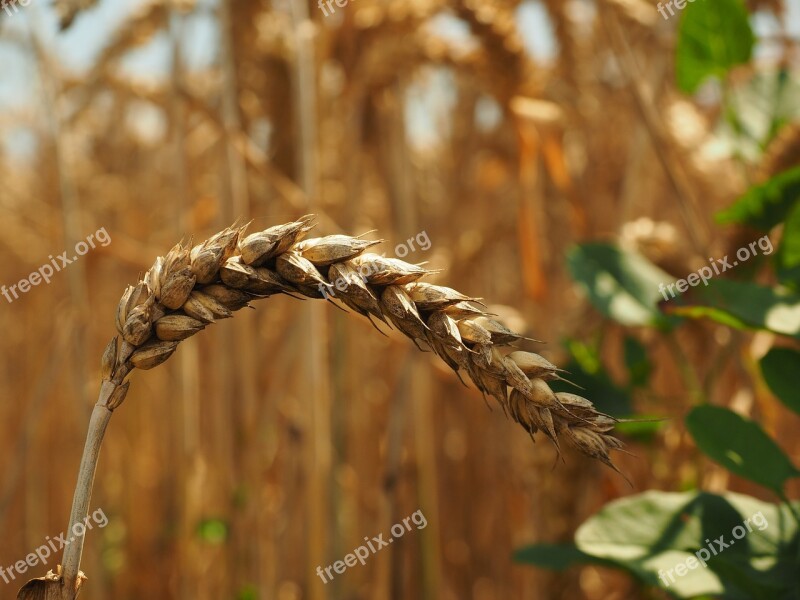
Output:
top-left (1, 0), bottom-right (800, 598)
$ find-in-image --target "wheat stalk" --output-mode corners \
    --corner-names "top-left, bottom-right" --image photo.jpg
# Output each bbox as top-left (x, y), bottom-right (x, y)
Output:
top-left (18, 214), bottom-right (626, 600)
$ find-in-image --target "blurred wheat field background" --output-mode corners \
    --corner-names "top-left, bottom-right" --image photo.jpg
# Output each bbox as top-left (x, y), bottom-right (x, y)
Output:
top-left (1, 0), bottom-right (800, 599)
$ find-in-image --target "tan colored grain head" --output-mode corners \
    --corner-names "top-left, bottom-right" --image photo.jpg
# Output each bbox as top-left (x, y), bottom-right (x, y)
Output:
top-left (100, 215), bottom-right (626, 476)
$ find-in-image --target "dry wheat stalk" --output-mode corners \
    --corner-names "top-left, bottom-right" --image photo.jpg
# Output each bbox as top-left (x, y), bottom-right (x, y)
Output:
top-left (18, 214), bottom-right (626, 600)
top-left (450, 0), bottom-right (527, 101)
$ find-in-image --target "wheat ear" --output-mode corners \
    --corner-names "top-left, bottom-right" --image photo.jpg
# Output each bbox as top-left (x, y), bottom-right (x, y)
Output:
top-left (18, 214), bottom-right (626, 600)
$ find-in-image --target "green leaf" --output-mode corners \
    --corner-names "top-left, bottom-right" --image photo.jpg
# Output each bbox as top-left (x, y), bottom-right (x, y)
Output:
top-left (623, 336), bottom-right (651, 388)
top-left (777, 202), bottom-right (800, 286)
top-left (686, 406), bottom-right (800, 494)
top-left (550, 358), bottom-right (633, 417)
top-left (575, 491), bottom-right (800, 599)
top-left (717, 167), bottom-right (800, 230)
top-left (760, 347), bottom-right (800, 416)
top-left (776, 265), bottom-right (800, 291)
top-left (670, 279), bottom-right (800, 339)
top-left (705, 558), bottom-right (790, 599)
top-left (669, 305), bottom-right (753, 331)
top-left (551, 339), bottom-right (633, 416)
top-left (713, 70), bottom-right (800, 162)
top-left (675, 0), bottom-right (755, 94)
top-left (567, 243), bottom-right (678, 328)
top-left (553, 340), bottom-right (661, 437)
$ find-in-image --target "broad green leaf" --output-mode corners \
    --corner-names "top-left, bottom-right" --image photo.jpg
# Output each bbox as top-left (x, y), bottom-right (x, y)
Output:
top-left (686, 406), bottom-right (800, 494)
top-left (575, 490), bottom-right (800, 599)
top-left (706, 559), bottom-right (790, 600)
top-left (760, 347), bottom-right (800, 416)
top-left (567, 243), bottom-right (678, 328)
top-left (717, 167), bottom-right (800, 230)
top-left (675, 0), bottom-right (754, 94)
top-left (670, 279), bottom-right (800, 339)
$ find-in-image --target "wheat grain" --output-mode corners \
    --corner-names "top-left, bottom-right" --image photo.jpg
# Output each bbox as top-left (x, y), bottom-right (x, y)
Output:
top-left (102, 214), bottom-right (626, 471)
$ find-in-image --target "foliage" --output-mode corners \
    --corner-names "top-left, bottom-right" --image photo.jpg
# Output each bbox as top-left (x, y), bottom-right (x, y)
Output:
top-left (516, 3), bottom-right (800, 597)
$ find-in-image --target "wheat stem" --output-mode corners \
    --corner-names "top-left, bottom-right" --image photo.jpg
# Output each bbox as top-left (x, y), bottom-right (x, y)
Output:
top-left (60, 387), bottom-right (114, 596)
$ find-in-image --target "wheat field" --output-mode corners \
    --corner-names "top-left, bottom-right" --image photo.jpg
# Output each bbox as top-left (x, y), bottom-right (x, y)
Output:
top-left (1, 1), bottom-right (799, 599)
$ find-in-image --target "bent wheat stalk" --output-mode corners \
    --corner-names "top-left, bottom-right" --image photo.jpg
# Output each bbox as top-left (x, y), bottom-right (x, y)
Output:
top-left (18, 215), bottom-right (626, 599)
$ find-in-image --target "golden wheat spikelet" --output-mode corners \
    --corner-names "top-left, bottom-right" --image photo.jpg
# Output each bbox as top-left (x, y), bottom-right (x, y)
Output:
top-left (104, 214), bottom-right (625, 469)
